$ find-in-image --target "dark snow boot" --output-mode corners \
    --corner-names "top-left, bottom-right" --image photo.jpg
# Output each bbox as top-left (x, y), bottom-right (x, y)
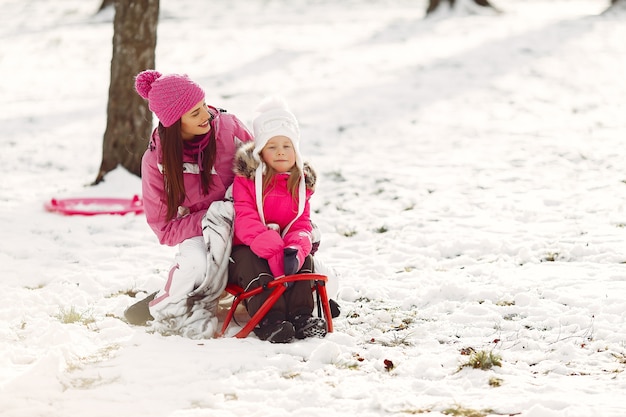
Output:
top-left (254, 319), bottom-right (295, 343)
top-left (292, 315), bottom-right (327, 339)
top-left (329, 299), bottom-right (341, 318)
top-left (124, 292), bottom-right (157, 325)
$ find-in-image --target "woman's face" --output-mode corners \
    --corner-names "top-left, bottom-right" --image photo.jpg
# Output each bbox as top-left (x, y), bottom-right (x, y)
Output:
top-left (180, 100), bottom-right (211, 140)
top-left (260, 135), bottom-right (296, 173)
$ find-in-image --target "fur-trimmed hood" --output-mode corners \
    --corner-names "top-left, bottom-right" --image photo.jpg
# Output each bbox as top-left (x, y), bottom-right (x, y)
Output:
top-left (234, 142), bottom-right (316, 190)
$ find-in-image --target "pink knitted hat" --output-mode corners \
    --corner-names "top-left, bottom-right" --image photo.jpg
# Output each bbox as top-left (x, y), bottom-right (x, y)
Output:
top-left (134, 70), bottom-right (205, 127)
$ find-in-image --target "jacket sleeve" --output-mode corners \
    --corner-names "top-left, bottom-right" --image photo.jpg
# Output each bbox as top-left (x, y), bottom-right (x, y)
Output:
top-left (232, 115), bottom-right (254, 144)
top-left (233, 176), bottom-right (285, 261)
top-left (282, 190), bottom-right (314, 270)
top-left (141, 150), bottom-right (204, 246)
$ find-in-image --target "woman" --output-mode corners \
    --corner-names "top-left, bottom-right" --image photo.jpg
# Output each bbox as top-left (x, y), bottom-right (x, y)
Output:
top-left (126, 70), bottom-right (253, 338)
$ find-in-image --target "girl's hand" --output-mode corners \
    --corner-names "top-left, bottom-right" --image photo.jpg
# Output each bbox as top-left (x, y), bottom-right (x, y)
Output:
top-left (283, 247), bottom-right (300, 276)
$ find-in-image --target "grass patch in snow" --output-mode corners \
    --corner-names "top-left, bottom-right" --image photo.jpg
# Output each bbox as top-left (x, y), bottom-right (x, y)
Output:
top-left (442, 405), bottom-right (495, 417)
top-left (55, 306), bottom-right (96, 326)
top-left (459, 350), bottom-right (502, 371)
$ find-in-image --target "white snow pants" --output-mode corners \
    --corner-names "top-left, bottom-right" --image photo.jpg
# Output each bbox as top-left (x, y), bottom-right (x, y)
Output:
top-left (148, 236), bottom-right (207, 315)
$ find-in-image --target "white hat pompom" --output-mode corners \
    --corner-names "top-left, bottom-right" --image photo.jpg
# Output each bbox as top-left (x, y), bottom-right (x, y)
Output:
top-left (254, 95), bottom-right (290, 114)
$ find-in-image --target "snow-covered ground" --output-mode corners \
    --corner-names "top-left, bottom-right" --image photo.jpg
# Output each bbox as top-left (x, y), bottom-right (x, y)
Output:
top-left (1, 0), bottom-right (626, 416)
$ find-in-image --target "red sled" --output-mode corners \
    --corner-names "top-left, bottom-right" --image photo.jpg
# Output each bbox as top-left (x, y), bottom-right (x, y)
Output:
top-left (218, 273), bottom-right (334, 338)
top-left (44, 195), bottom-right (144, 216)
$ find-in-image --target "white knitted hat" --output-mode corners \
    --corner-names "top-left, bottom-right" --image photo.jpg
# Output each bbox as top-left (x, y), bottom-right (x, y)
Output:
top-left (252, 96), bottom-right (303, 171)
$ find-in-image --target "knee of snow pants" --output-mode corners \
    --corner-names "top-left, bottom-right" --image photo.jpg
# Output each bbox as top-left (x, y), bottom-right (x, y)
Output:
top-left (228, 245), bottom-right (315, 321)
top-left (149, 236), bottom-right (207, 315)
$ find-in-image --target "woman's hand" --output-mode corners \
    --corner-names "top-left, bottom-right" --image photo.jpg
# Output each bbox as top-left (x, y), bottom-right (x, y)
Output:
top-left (177, 206), bottom-right (190, 218)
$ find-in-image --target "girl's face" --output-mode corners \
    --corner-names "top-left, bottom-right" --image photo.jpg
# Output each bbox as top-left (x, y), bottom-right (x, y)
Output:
top-left (260, 135), bottom-right (296, 173)
top-left (180, 100), bottom-right (211, 140)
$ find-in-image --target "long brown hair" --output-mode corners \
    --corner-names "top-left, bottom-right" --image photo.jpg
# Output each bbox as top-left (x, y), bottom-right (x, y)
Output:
top-left (158, 120), bottom-right (217, 221)
top-left (262, 164), bottom-right (301, 207)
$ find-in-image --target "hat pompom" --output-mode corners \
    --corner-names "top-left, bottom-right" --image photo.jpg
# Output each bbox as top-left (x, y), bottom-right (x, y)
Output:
top-left (135, 70), bottom-right (162, 100)
top-left (254, 95), bottom-right (289, 114)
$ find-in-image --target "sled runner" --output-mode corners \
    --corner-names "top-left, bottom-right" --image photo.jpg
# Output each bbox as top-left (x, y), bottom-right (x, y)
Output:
top-left (217, 272), bottom-right (334, 338)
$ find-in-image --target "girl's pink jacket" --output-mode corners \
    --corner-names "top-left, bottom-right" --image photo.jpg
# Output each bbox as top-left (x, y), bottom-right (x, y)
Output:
top-left (232, 142), bottom-right (316, 277)
top-left (141, 110), bottom-right (253, 246)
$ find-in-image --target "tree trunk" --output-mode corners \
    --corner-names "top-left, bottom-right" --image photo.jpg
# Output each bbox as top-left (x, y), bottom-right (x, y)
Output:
top-left (603, 0), bottom-right (626, 13)
top-left (427, 0), bottom-right (498, 15)
top-left (98, 0), bottom-right (114, 12)
top-left (94, 0), bottom-right (159, 185)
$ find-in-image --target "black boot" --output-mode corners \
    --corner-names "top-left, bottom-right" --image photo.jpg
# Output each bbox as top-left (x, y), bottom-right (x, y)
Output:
top-left (124, 292), bottom-right (156, 325)
top-left (329, 299), bottom-right (341, 318)
top-left (292, 315), bottom-right (327, 339)
top-left (254, 318), bottom-right (295, 343)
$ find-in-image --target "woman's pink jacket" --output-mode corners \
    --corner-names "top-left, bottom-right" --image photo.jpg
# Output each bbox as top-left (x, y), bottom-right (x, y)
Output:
top-left (141, 111), bottom-right (253, 246)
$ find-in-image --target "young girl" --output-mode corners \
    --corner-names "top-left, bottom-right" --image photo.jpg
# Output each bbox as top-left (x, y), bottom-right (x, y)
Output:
top-left (229, 96), bottom-right (327, 343)
top-left (126, 70), bottom-right (253, 338)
